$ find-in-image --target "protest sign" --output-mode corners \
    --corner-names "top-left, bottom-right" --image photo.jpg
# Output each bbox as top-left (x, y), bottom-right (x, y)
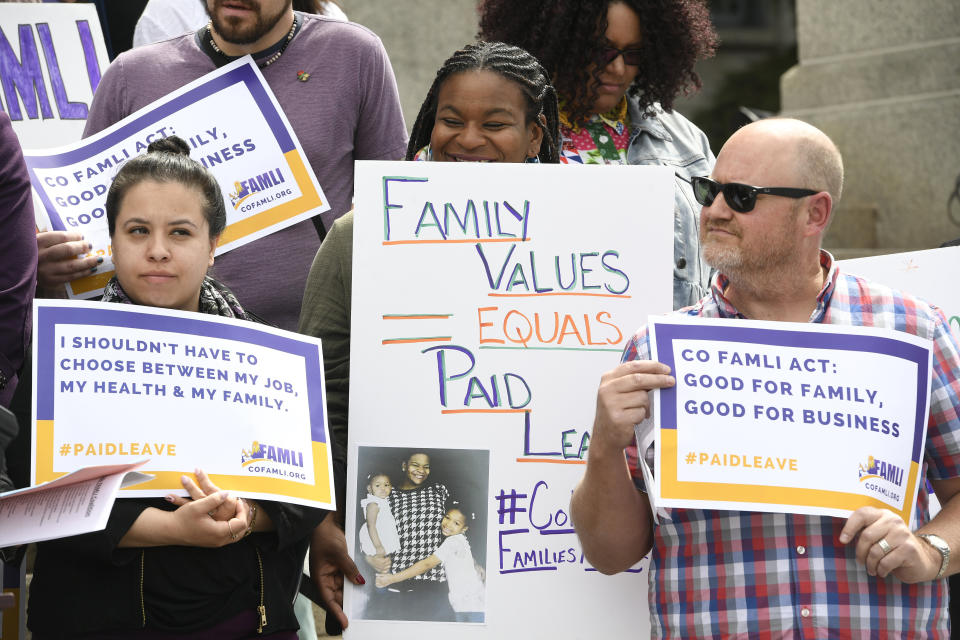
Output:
top-left (345, 161), bottom-right (675, 637)
top-left (32, 300), bottom-right (335, 510)
top-left (24, 57), bottom-right (329, 299)
top-left (0, 462), bottom-right (151, 547)
top-left (648, 316), bottom-right (932, 523)
top-left (841, 246), bottom-right (960, 324)
top-left (839, 246), bottom-right (960, 517)
top-left (0, 4), bottom-right (109, 149)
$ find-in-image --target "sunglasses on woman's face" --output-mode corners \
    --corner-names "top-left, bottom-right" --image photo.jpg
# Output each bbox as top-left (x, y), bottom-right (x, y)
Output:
top-left (596, 45), bottom-right (643, 67)
top-left (691, 176), bottom-right (819, 214)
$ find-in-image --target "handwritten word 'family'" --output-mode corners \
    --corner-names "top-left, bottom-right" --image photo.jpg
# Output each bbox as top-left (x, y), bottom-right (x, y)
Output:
top-left (382, 176), bottom-right (529, 242)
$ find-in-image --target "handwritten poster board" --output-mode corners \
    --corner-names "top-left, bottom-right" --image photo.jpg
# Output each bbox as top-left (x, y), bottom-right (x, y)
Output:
top-left (841, 246), bottom-right (960, 325)
top-left (345, 161), bottom-right (675, 637)
top-left (24, 57), bottom-right (329, 299)
top-left (0, 4), bottom-right (109, 149)
top-left (648, 316), bottom-right (931, 523)
top-left (32, 300), bottom-right (336, 510)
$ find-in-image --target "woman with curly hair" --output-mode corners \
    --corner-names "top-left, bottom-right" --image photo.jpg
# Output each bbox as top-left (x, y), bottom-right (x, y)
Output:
top-left (479, 0), bottom-right (719, 309)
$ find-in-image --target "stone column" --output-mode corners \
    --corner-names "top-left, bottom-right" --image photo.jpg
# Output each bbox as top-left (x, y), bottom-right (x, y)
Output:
top-left (339, 0), bottom-right (478, 132)
top-left (781, 0), bottom-right (960, 252)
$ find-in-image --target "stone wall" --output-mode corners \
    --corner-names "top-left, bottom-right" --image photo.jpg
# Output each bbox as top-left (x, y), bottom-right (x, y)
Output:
top-left (781, 0), bottom-right (960, 250)
top-left (339, 0), bottom-right (477, 133)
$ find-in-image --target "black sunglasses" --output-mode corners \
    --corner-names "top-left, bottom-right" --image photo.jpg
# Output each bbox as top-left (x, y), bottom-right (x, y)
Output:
top-left (596, 45), bottom-right (643, 67)
top-left (691, 176), bottom-right (819, 213)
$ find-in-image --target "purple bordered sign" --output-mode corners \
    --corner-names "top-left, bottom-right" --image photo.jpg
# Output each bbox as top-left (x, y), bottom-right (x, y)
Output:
top-left (24, 57), bottom-right (328, 299)
top-left (33, 300), bottom-right (335, 510)
top-left (647, 316), bottom-right (931, 523)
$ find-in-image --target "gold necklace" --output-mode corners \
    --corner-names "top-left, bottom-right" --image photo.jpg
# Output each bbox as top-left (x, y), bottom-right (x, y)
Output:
top-left (207, 16), bottom-right (297, 68)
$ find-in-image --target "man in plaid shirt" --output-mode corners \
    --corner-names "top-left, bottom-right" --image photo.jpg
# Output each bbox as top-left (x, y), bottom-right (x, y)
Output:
top-left (572, 118), bottom-right (960, 637)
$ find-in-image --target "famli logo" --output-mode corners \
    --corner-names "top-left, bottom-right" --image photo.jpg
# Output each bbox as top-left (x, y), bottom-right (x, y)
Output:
top-left (858, 455), bottom-right (904, 487)
top-left (241, 440), bottom-right (304, 469)
top-left (228, 168), bottom-right (286, 209)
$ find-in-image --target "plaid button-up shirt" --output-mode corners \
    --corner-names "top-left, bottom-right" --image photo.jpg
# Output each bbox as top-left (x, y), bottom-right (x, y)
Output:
top-left (624, 251), bottom-right (960, 638)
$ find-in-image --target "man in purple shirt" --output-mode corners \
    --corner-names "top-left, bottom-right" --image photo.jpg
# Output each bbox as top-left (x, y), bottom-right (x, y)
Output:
top-left (35, 0), bottom-right (407, 331)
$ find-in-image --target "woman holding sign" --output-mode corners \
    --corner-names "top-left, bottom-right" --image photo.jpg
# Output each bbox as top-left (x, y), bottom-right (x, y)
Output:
top-left (298, 40), bottom-right (560, 629)
top-left (29, 138), bottom-right (324, 639)
top-left (478, 0), bottom-right (718, 309)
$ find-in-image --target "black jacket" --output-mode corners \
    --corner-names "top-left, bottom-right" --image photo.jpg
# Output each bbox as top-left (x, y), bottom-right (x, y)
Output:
top-left (28, 495), bottom-right (325, 636)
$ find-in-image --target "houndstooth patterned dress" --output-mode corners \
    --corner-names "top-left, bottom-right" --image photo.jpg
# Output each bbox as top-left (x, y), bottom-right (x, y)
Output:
top-left (389, 483), bottom-right (450, 582)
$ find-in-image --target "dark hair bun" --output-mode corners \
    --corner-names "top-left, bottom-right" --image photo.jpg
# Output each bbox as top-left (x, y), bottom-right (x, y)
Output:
top-left (146, 135), bottom-right (191, 157)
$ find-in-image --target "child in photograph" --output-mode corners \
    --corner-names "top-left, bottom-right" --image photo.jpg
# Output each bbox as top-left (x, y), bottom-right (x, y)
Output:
top-left (360, 472), bottom-right (400, 560)
top-left (376, 507), bottom-right (485, 623)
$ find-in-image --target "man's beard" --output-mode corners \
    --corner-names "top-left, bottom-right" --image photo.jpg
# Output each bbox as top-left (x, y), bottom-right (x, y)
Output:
top-left (701, 221), bottom-right (745, 275)
top-left (701, 218), bottom-right (799, 280)
top-left (207, 0), bottom-right (291, 46)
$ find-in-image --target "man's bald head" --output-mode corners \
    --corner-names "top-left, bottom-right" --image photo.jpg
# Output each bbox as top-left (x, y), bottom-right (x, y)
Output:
top-left (724, 118), bottom-right (844, 205)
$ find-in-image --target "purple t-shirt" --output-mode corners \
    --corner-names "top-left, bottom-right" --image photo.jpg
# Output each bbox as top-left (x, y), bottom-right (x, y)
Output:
top-left (83, 13), bottom-right (407, 329)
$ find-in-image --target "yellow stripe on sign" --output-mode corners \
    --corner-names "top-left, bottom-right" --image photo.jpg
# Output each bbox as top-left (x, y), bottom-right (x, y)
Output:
top-left (219, 150), bottom-right (325, 245)
top-left (36, 422), bottom-right (332, 504)
top-left (122, 441), bottom-right (332, 503)
top-left (1, 587), bottom-right (21, 637)
top-left (659, 429), bottom-right (915, 523)
top-left (35, 420), bottom-right (55, 483)
top-left (68, 269), bottom-right (114, 295)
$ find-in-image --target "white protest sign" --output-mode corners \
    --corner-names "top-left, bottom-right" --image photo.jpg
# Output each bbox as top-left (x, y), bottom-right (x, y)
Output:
top-left (24, 57), bottom-right (329, 299)
top-left (839, 246), bottom-right (960, 516)
top-left (0, 4), bottom-right (109, 149)
top-left (33, 300), bottom-right (335, 510)
top-left (648, 316), bottom-right (931, 523)
top-left (345, 161), bottom-right (675, 637)
top-left (841, 246), bottom-right (960, 325)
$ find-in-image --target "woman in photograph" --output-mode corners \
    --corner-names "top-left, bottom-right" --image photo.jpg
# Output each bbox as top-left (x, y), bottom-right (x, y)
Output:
top-left (362, 451), bottom-right (453, 621)
top-left (28, 137), bottom-right (324, 639)
top-left (478, 0), bottom-right (718, 309)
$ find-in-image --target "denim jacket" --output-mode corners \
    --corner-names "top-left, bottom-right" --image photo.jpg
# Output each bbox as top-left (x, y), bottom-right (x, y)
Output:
top-left (626, 97), bottom-right (715, 310)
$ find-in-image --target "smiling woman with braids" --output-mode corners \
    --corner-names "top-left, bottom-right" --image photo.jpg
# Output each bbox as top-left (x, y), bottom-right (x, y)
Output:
top-left (298, 40), bottom-right (559, 629)
top-left (404, 40), bottom-right (559, 163)
top-left (479, 0), bottom-right (718, 309)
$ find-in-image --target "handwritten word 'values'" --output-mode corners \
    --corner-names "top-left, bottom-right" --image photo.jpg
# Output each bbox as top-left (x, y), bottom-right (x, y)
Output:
top-left (475, 244), bottom-right (629, 295)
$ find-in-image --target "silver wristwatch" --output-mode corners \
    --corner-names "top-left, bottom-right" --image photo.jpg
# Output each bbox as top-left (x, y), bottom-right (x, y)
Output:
top-left (918, 533), bottom-right (950, 579)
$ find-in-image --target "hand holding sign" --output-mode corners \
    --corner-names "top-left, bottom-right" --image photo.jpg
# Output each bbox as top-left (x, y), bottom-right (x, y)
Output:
top-left (840, 504), bottom-right (948, 582)
top-left (36, 230), bottom-right (101, 288)
top-left (120, 488), bottom-right (251, 548)
top-left (166, 468), bottom-right (240, 523)
top-left (593, 360), bottom-right (675, 454)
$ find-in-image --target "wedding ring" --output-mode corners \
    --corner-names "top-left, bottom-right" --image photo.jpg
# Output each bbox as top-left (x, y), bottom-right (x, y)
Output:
top-left (877, 538), bottom-right (893, 556)
top-left (227, 521), bottom-right (238, 540)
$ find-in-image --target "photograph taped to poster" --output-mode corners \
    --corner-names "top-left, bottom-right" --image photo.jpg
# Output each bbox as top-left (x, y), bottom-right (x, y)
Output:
top-left (351, 446), bottom-right (489, 625)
